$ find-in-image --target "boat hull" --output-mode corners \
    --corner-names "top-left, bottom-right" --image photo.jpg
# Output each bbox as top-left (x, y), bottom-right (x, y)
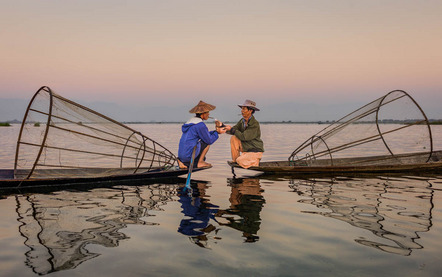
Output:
top-left (0, 166), bottom-right (209, 190)
top-left (228, 150), bottom-right (442, 175)
top-left (229, 160), bottom-right (442, 174)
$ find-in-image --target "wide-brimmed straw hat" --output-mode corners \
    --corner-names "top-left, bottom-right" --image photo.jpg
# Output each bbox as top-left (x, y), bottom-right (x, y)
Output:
top-left (189, 100), bottom-right (216, 113)
top-left (238, 99), bottom-right (260, 111)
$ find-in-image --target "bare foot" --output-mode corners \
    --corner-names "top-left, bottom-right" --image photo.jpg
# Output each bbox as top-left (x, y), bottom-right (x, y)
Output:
top-left (197, 161), bottom-right (212, 168)
top-left (178, 160), bottom-right (187, 169)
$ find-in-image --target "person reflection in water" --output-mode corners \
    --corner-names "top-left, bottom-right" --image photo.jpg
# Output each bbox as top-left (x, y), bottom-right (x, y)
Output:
top-left (216, 178), bottom-right (265, 242)
top-left (177, 182), bottom-right (220, 248)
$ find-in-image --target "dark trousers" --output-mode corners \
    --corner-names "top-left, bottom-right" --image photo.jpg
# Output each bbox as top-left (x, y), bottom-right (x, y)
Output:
top-left (183, 141), bottom-right (208, 168)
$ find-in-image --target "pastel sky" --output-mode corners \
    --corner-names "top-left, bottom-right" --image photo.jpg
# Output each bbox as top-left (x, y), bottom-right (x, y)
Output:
top-left (1, 0), bottom-right (441, 121)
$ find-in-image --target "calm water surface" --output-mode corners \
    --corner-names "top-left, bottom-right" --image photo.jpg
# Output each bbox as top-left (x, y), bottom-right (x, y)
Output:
top-left (1, 123), bottom-right (442, 277)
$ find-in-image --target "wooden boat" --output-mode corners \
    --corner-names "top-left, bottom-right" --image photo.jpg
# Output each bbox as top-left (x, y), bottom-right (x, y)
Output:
top-left (229, 90), bottom-right (442, 176)
top-left (0, 166), bottom-right (208, 190)
top-left (1, 86), bottom-right (207, 190)
top-left (228, 150), bottom-right (442, 175)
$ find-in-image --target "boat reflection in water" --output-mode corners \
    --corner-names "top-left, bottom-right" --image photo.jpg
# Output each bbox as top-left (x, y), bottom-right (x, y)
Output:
top-left (13, 174), bottom-right (433, 275)
top-left (176, 178), bottom-right (265, 247)
top-left (15, 184), bottom-right (178, 275)
top-left (14, 178), bottom-right (266, 275)
top-left (288, 175), bottom-right (434, 256)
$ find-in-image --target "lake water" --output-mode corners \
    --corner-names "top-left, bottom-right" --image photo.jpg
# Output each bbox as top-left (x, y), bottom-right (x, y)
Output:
top-left (1, 123), bottom-right (442, 277)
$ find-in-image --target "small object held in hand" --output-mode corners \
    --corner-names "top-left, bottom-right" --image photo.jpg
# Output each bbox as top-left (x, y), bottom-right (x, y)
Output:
top-left (215, 119), bottom-right (226, 128)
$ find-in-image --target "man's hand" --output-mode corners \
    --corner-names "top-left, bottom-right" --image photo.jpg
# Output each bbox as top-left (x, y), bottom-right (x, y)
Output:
top-left (216, 127), bottom-right (227, 134)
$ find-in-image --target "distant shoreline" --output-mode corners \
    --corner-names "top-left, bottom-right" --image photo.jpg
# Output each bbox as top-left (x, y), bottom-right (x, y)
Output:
top-left (124, 119), bottom-right (442, 125)
top-left (2, 120), bottom-right (442, 125)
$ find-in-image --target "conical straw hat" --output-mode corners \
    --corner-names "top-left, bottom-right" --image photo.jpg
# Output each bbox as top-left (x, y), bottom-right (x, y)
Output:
top-left (189, 100), bottom-right (216, 113)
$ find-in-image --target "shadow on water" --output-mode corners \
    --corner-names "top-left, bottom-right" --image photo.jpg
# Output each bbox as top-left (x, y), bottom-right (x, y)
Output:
top-left (220, 178), bottom-right (265, 242)
top-left (177, 182), bottom-right (220, 248)
top-left (284, 174), bottom-right (436, 256)
top-left (13, 177), bottom-right (267, 275)
top-left (8, 173), bottom-right (441, 274)
top-left (176, 177), bottom-right (265, 247)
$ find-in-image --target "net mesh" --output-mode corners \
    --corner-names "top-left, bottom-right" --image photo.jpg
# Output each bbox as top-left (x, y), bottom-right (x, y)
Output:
top-left (14, 86), bottom-right (177, 179)
top-left (289, 90), bottom-right (433, 166)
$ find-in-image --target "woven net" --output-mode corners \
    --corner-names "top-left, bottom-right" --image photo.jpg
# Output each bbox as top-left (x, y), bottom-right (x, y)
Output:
top-left (289, 90), bottom-right (433, 166)
top-left (14, 86), bottom-right (177, 179)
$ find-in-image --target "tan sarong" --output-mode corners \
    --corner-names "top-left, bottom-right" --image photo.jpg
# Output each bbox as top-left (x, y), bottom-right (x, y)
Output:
top-left (236, 152), bottom-right (263, 169)
top-left (230, 135), bottom-right (263, 168)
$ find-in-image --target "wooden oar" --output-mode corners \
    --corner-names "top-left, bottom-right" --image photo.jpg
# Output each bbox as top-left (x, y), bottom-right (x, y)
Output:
top-left (185, 146), bottom-right (197, 188)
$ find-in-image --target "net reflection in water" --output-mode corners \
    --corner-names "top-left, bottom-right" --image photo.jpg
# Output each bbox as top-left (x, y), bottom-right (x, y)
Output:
top-left (289, 176), bottom-right (433, 256)
top-left (15, 184), bottom-right (178, 275)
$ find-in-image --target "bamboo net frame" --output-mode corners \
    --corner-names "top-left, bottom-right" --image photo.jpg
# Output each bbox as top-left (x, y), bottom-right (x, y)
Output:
top-left (289, 90), bottom-right (433, 166)
top-left (14, 86), bottom-right (177, 179)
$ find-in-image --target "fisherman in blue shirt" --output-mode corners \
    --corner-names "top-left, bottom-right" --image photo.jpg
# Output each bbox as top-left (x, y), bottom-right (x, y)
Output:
top-left (178, 100), bottom-right (226, 168)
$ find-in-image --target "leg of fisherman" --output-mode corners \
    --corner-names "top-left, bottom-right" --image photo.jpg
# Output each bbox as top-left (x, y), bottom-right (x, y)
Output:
top-left (230, 135), bottom-right (243, 162)
top-left (178, 159), bottom-right (187, 169)
top-left (197, 142), bottom-right (211, 168)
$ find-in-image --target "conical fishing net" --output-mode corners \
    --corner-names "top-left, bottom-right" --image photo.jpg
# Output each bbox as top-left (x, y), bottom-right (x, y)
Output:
top-left (14, 86), bottom-right (177, 179)
top-left (289, 90), bottom-right (433, 166)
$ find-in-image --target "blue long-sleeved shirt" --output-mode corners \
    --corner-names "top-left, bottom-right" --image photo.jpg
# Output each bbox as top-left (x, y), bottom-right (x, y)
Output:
top-left (178, 117), bottom-right (219, 163)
